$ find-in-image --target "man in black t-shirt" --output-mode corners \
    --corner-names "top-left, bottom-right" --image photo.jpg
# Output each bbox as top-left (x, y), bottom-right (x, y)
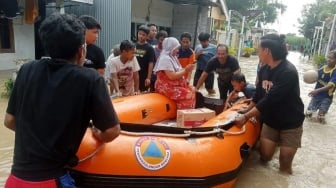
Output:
top-left (135, 25), bottom-right (155, 92)
top-left (79, 15), bottom-right (106, 76)
top-left (4, 13), bottom-right (120, 187)
top-left (195, 44), bottom-right (240, 101)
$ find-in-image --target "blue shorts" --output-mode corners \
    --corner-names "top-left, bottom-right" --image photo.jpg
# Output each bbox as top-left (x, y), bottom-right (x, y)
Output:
top-left (307, 97), bottom-right (332, 113)
top-left (57, 172), bottom-right (75, 188)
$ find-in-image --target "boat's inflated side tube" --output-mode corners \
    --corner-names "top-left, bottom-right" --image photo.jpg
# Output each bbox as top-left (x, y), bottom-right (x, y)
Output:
top-left (240, 142), bottom-right (251, 159)
top-left (112, 93), bottom-right (177, 125)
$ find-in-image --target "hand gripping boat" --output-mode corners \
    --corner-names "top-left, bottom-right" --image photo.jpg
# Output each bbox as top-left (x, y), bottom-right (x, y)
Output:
top-left (70, 93), bottom-right (261, 188)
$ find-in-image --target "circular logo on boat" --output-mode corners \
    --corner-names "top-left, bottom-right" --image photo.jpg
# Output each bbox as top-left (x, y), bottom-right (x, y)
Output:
top-left (135, 136), bottom-right (171, 170)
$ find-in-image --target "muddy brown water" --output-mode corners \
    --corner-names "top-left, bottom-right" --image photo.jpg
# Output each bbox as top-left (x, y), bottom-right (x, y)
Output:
top-left (0, 52), bottom-right (335, 187)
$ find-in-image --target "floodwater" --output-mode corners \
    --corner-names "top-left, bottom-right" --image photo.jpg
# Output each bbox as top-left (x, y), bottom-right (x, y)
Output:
top-left (234, 52), bottom-right (336, 188)
top-left (0, 52), bottom-right (335, 187)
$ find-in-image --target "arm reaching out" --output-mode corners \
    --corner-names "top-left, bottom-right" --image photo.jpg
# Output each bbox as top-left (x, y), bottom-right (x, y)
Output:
top-left (91, 124), bottom-right (120, 143)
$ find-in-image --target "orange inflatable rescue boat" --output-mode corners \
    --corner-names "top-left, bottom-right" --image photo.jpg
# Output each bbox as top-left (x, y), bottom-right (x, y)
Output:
top-left (70, 93), bottom-right (261, 188)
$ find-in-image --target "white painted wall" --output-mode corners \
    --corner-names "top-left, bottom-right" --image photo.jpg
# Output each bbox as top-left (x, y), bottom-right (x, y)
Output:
top-left (131, 0), bottom-right (173, 27)
top-left (0, 19), bottom-right (35, 70)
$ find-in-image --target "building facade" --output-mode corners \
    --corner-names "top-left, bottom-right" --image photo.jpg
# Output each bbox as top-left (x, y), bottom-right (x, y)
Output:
top-left (0, 0), bottom-right (228, 70)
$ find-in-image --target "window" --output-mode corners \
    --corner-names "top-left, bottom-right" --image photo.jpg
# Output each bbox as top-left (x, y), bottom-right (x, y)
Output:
top-left (0, 18), bottom-right (15, 53)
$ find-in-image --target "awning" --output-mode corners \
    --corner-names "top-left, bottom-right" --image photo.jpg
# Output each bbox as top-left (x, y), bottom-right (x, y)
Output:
top-left (163, 0), bottom-right (220, 7)
top-left (163, 0), bottom-right (228, 17)
top-left (0, 0), bottom-right (19, 18)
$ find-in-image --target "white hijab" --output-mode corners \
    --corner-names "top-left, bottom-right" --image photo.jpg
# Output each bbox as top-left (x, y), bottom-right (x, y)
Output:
top-left (153, 37), bottom-right (182, 73)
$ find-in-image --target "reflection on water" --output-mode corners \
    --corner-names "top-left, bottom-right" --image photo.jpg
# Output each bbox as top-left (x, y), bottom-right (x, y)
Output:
top-left (0, 52), bottom-right (335, 187)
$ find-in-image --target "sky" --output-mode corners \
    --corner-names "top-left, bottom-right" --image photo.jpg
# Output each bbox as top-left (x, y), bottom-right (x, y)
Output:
top-left (266, 0), bottom-right (316, 35)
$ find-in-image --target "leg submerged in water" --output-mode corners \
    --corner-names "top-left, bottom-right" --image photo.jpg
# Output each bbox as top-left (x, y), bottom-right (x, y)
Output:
top-left (279, 146), bottom-right (297, 174)
top-left (317, 114), bottom-right (326, 124)
top-left (259, 137), bottom-right (277, 162)
top-left (278, 126), bottom-right (302, 174)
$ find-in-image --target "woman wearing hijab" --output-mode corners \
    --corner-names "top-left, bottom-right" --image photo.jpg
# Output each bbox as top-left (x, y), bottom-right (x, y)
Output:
top-left (153, 37), bottom-right (196, 109)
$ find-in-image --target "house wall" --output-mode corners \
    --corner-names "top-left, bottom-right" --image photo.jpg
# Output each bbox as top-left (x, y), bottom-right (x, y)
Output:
top-left (171, 5), bottom-right (210, 48)
top-left (0, 0), bottom-right (226, 71)
top-left (211, 6), bottom-right (225, 20)
top-left (131, 0), bottom-right (173, 27)
top-left (65, 0), bottom-right (132, 59)
top-left (131, 1), bottom-right (218, 48)
top-left (170, 5), bottom-right (198, 40)
top-left (94, 0), bottom-right (132, 57)
top-left (0, 18), bottom-right (35, 70)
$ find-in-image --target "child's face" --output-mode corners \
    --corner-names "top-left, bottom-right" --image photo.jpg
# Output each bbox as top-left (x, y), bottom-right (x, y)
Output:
top-left (231, 80), bottom-right (244, 92)
top-left (149, 26), bottom-right (157, 39)
top-left (181, 37), bottom-right (191, 49)
top-left (85, 28), bottom-right (100, 44)
top-left (157, 36), bottom-right (166, 46)
top-left (327, 53), bottom-right (336, 67)
top-left (137, 30), bottom-right (148, 43)
top-left (123, 48), bottom-right (136, 60)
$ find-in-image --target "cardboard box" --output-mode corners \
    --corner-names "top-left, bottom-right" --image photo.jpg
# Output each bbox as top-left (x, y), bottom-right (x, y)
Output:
top-left (177, 108), bottom-right (215, 127)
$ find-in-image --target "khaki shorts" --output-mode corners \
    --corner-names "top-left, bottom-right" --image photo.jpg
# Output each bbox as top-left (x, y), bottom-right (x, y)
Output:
top-left (261, 123), bottom-right (303, 148)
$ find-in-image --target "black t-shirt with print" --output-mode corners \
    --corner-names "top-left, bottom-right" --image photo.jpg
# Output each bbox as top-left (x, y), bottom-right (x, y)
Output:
top-left (205, 55), bottom-right (240, 83)
top-left (135, 43), bottom-right (155, 91)
top-left (255, 60), bottom-right (304, 130)
top-left (84, 44), bottom-right (106, 70)
top-left (6, 59), bottom-right (119, 180)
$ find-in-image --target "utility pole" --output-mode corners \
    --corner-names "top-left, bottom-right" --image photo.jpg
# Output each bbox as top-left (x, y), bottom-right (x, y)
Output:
top-left (310, 28), bottom-right (317, 57)
top-left (325, 14), bottom-right (336, 56)
top-left (313, 27), bottom-right (321, 55)
top-left (318, 21), bottom-right (325, 55)
top-left (227, 10), bottom-right (246, 60)
top-left (226, 10), bottom-right (232, 46)
top-left (237, 16), bottom-right (245, 61)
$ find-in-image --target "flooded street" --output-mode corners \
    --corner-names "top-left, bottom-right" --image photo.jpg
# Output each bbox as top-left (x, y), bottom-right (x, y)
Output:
top-left (0, 51), bottom-right (335, 187)
top-left (234, 51), bottom-right (336, 188)
top-left (0, 70), bottom-right (15, 187)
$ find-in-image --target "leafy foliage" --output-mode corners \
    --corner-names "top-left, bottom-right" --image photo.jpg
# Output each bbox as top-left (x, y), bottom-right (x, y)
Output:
top-left (298, 0), bottom-right (336, 39)
top-left (229, 46), bottom-right (237, 56)
top-left (243, 46), bottom-right (255, 55)
top-left (226, 0), bottom-right (287, 28)
top-left (313, 54), bottom-right (326, 67)
top-left (1, 78), bottom-right (14, 98)
top-left (285, 34), bottom-right (310, 50)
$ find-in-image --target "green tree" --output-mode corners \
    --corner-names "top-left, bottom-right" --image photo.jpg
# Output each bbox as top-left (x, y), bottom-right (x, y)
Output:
top-left (298, 0), bottom-right (336, 39)
top-left (285, 34), bottom-right (309, 51)
top-left (226, 0), bottom-right (286, 27)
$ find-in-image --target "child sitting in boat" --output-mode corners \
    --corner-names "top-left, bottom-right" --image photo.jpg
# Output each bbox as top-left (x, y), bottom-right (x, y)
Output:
top-left (224, 73), bottom-right (256, 110)
top-left (153, 37), bottom-right (196, 109)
